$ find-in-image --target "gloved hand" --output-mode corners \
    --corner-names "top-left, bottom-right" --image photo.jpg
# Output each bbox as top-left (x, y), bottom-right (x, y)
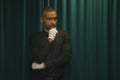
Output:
top-left (48, 28), bottom-right (58, 40)
top-left (32, 62), bottom-right (45, 70)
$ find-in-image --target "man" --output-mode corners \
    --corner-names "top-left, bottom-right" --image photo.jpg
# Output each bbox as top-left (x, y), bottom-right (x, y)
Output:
top-left (30, 7), bottom-right (71, 80)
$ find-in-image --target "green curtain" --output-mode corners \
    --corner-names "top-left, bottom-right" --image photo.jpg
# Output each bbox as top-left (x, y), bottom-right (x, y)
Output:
top-left (0, 0), bottom-right (120, 80)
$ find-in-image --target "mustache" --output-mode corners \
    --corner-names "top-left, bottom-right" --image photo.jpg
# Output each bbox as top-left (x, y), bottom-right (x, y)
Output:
top-left (49, 24), bottom-right (56, 27)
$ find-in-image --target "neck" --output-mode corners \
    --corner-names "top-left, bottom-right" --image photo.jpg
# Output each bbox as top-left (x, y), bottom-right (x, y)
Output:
top-left (43, 27), bottom-right (49, 32)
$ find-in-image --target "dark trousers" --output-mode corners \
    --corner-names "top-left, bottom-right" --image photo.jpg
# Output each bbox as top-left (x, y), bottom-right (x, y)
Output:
top-left (32, 75), bottom-right (63, 80)
top-left (32, 76), bottom-right (63, 80)
top-left (31, 70), bottom-right (64, 80)
top-left (44, 76), bottom-right (63, 80)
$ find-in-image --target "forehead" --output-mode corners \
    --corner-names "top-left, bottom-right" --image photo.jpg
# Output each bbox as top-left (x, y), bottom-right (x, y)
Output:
top-left (43, 11), bottom-right (57, 17)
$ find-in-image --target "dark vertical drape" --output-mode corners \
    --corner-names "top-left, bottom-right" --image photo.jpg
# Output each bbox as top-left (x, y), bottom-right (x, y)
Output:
top-left (0, 0), bottom-right (120, 80)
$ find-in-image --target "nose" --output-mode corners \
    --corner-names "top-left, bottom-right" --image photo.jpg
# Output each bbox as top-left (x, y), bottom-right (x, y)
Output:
top-left (51, 19), bottom-right (56, 24)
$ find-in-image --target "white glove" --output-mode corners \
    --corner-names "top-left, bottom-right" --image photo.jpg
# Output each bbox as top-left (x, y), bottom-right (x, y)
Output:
top-left (32, 62), bottom-right (45, 70)
top-left (48, 28), bottom-right (58, 40)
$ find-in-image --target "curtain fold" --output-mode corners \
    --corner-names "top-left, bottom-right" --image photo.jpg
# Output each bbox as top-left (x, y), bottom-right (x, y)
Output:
top-left (0, 0), bottom-right (120, 80)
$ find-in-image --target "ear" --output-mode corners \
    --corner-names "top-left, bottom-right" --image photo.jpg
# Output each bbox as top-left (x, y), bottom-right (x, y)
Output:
top-left (40, 17), bottom-right (43, 23)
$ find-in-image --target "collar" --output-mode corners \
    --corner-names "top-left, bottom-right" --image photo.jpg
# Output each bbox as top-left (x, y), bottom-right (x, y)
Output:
top-left (41, 29), bottom-right (48, 37)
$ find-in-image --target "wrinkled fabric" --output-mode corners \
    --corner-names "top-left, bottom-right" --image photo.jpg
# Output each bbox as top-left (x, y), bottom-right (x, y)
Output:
top-left (30, 30), bottom-right (71, 80)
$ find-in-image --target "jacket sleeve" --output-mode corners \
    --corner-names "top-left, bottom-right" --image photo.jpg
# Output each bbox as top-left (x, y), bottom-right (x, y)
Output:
top-left (31, 34), bottom-right (51, 63)
top-left (45, 31), bottom-right (72, 69)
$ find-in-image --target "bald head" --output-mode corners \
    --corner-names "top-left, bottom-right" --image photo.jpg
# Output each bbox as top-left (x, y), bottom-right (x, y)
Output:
top-left (41, 7), bottom-right (56, 17)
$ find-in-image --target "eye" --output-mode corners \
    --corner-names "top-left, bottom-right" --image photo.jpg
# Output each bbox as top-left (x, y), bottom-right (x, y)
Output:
top-left (46, 17), bottom-right (57, 21)
top-left (47, 18), bottom-right (52, 20)
top-left (54, 17), bottom-right (57, 20)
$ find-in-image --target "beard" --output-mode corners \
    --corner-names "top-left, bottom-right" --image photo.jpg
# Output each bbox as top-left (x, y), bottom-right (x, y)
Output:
top-left (44, 25), bottom-right (56, 30)
top-left (49, 25), bottom-right (56, 28)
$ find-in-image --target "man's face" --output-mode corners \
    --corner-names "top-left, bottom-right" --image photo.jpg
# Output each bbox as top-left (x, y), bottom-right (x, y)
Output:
top-left (40, 11), bottom-right (57, 30)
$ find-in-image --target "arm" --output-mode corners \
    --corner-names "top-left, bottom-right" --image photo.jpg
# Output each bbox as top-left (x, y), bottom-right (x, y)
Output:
top-left (45, 31), bottom-right (72, 69)
top-left (31, 34), bottom-right (51, 63)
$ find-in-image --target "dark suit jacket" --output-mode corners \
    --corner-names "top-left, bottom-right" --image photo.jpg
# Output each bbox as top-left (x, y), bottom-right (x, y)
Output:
top-left (30, 29), bottom-right (71, 78)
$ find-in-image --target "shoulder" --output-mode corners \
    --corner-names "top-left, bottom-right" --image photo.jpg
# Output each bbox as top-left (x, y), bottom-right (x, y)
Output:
top-left (58, 29), bottom-right (70, 36)
top-left (57, 30), bottom-right (71, 40)
top-left (31, 31), bottom-right (43, 37)
top-left (30, 31), bottom-right (43, 40)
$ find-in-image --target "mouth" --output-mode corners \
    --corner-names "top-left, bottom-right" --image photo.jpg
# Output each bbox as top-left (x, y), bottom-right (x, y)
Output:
top-left (49, 25), bottom-right (56, 28)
